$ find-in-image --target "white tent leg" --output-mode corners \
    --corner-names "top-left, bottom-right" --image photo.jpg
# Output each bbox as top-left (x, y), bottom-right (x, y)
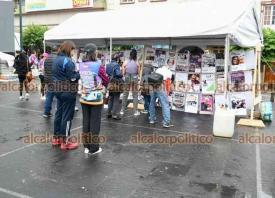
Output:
top-left (43, 40), bottom-right (46, 53)
top-left (224, 35), bottom-right (230, 103)
top-left (109, 38), bottom-right (112, 62)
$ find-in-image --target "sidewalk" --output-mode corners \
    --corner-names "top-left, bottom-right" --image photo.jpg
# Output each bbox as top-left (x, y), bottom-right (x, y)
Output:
top-left (0, 89), bottom-right (274, 198)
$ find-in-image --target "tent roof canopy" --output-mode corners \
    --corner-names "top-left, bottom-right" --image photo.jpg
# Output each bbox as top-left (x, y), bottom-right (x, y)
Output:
top-left (44, 0), bottom-right (262, 47)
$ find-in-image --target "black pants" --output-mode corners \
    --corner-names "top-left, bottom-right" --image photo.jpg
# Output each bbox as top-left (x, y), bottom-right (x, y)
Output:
top-left (39, 75), bottom-right (45, 96)
top-left (18, 74), bottom-right (28, 96)
top-left (108, 92), bottom-right (121, 116)
top-left (54, 92), bottom-right (76, 138)
top-left (81, 103), bottom-right (102, 152)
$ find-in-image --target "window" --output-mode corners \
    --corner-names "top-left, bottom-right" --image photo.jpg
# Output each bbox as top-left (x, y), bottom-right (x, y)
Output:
top-left (120, 0), bottom-right (135, 4)
top-left (263, 5), bottom-right (275, 25)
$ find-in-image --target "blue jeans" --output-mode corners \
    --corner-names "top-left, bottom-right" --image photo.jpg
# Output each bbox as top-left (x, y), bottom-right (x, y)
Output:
top-left (44, 91), bottom-right (55, 115)
top-left (143, 95), bottom-right (151, 112)
top-left (149, 90), bottom-right (170, 125)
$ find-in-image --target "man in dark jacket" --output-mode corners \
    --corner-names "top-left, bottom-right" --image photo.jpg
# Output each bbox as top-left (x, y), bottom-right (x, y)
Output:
top-left (43, 47), bottom-right (57, 118)
top-left (13, 51), bottom-right (30, 100)
top-left (106, 53), bottom-right (123, 120)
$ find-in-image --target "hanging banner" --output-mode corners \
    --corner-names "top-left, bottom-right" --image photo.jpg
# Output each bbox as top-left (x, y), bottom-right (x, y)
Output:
top-left (25, 0), bottom-right (93, 12)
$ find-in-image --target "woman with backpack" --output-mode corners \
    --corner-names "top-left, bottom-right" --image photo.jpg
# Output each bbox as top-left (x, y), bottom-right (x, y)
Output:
top-left (121, 49), bottom-right (141, 116)
top-left (106, 53), bottom-right (123, 120)
top-left (79, 43), bottom-right (108, 155)
top-left (13, 51), bottom-right (31, 101)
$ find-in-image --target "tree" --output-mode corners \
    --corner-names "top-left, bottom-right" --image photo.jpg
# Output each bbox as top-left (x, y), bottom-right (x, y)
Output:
top-left (23, 24), bottom-right (48, 53)
top-left (262, 28), bottom-right (275, 63)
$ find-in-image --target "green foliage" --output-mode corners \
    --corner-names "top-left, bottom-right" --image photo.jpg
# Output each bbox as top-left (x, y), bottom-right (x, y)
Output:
top-left (23, 24), bottom-right (48, 53)
top-left (262, 28), bottom-right (275, 63)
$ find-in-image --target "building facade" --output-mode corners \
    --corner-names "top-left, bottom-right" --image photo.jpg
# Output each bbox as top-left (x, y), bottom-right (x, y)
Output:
top-left (106, 0), bottom-right (185, 10)
top-left (261, 0), bottom-right (275, 29)
top-left (14, 0), bottom-right (106, 30)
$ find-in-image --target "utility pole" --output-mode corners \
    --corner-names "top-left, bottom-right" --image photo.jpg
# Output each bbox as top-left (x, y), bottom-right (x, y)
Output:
top-left (19, 0), bottom-right (23, 52)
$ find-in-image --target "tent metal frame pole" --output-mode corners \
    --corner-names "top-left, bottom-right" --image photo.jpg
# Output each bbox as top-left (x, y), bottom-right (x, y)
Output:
top-left (109, 38), bottom-right (112, 62)
top-left (43, 40), bottom-right (46, 53)
top-left (224, 35), bottom-right (230, 102)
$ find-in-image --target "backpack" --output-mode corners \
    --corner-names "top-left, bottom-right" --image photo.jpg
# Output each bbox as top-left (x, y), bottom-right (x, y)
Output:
top-left (79, 61), bottom-right (103, 102)
top-left (148, 72), bottom-right (163, 84)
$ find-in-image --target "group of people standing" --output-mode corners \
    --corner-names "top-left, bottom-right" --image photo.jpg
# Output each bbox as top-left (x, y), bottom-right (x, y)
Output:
top-left (13, 40), bottom-right (173, 155)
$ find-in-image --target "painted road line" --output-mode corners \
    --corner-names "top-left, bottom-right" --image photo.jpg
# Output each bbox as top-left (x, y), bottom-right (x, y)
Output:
top-left (0, 126), bottom-right (82, 159)
top-left (0, 187), bottom-right (33, 198)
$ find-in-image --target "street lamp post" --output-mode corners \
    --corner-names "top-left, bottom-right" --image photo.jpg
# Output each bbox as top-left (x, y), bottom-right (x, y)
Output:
top-left (18, 0), bottom-right (23, 52)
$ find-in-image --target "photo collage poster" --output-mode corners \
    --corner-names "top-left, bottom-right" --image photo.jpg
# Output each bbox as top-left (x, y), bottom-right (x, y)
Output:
top-left (201, 53), bottom-right (216, 73)
top-left (229, 92), bottom-right (247, 116)
top-left (216, 73), bottom-right (225, 93)
top-left (167, 50), bottom-right (177, 71)
top-left (230, 49), bottom-right (255, 71)
top-left (230, 50), bottom-right (246, 71)
top-left (185, 93), bottom-right (199, 114)
top-left (189, 54), bottom-right (202, 73)
top-left (145, 48), bottom-right (155, 65)
top-left (155, 49), bottom-right (167, 67)
top-left (175, 72), bottom-right (188, 92)
top-left (215, 94), bottom-right (228, 110)
top-left (172, 92), bottom-right (186, 111)
top-left (229, 70), bottom-right (253, 92)
top-left (200, 95), bottom-right (214, 114)
top-left (176, 52), bottom-right (189, 72)
top-left (201, 73), bottom-right (216, 94)
top-left (216, 52), bottom-right (225, 73)
top-left (187, 73), bottom-right (201, 93)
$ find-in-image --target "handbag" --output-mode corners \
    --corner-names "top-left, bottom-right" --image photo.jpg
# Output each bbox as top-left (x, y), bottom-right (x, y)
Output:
top-left (26, 59), bottom-right (34, 83)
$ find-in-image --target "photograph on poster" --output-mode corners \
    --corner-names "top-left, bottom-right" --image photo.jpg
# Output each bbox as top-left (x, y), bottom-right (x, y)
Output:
top-left (201, 54), bottom-right (216, 73)
top-left (200, 95), bottom-right (214, 114)
top-left (230, 50), bottom-right (245, 71)
top-left (215, 94), bottom-right (227, 109)
top-left (172, 92), bottom-right (186, 111)
top-left (189, 54), bottom-right (202, 73)
top-left (175, 73), bottom-right (188, 92)
top-left (145, 48), bottom-right (155, 64)
top-left (201, 73), bottom-right (216, 94)
top-left (187, 73), bottom-right (201, 92)
top-left (176, 52), bottom-right (189, 72)
top-left (185, 93), bottom-right (199, 113)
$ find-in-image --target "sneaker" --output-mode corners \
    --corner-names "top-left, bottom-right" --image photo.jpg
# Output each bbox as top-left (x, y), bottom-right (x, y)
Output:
top-left (43, 113), bottom-right (52, 118)
top-left (19, 96), bottom-right (24, 101)
top-left (163, 123), bottom-right (174, 128)
top-left (84, 148), bottom-right (90, 154)
top-left (25, 93), bottom-right (30, 101)
top-left (86, 147), bottom-right (102, 155)
top-left (40, 95), bottom-right (46, 100)
top-left (120, 110), bottom-right (124, 115)
top-left (52, 137), bottom-right (62, 146)
top-left (60, 141), bottom-right (79, 150)
top-left (149, 120), bottom-right (155, 124)
top-left (141, 110), bottom-right (148, 114)
top-left (107, 114), bottom-right (112, 119)
top-left (75, 106), bottom-right (79, 111)
top-left (112, 115), bottom-right (121, 120)
top-left (134, 111), bottom-right (140, 116)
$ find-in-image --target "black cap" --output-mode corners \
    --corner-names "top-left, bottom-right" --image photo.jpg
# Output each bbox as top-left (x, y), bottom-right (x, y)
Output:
top-left (83, 43), bottom-right (97, 53)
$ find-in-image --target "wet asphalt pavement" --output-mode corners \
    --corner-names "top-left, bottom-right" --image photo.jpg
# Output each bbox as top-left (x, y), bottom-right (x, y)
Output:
top-left (0, 83), bottom-right (275, 198)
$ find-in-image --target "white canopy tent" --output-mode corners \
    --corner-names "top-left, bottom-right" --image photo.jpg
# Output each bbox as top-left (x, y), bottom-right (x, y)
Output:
top-left (44, 0), bottom-right (265, 127)
top-left (44, 0), bottom-right (262, 47)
